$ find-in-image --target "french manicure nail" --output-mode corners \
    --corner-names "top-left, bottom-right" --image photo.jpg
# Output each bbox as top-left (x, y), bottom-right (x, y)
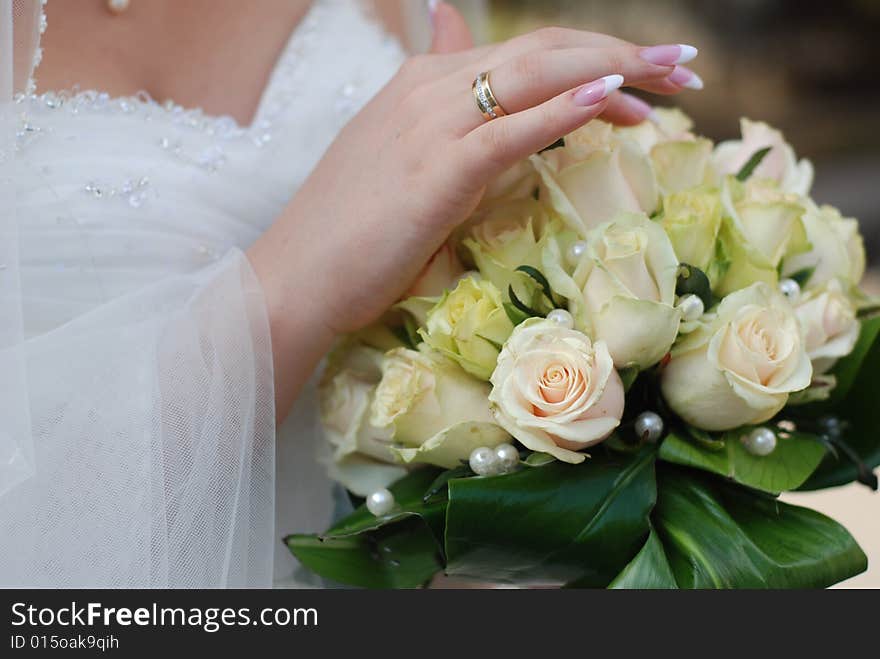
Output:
top-left (668, 65), bottom-right (704, 90)
top-left (639, 44), bottom-right (698, 66)
top-left (573, 74), bottom-right (624, 106)
top-left (620, 93), bottom-right (653, 120)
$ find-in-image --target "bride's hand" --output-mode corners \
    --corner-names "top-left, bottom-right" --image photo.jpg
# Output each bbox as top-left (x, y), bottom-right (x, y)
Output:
top-left (249, 2), bottom-right (700, 413)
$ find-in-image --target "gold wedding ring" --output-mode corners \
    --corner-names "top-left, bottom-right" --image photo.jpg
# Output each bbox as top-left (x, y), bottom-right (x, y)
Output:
top-left (472, 71), bottom-right (508, 121)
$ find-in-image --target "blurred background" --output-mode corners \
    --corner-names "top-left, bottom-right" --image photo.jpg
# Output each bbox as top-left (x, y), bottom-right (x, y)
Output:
top-left (448, 0), bottom-right (880, 588)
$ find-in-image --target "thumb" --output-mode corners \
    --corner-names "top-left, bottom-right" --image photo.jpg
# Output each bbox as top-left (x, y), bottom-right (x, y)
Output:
top-left (429, 1), bottom-right (474, 54)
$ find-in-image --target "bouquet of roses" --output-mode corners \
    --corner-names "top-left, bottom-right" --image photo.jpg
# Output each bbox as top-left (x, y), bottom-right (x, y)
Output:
top-left (287, 109), bottom-right (878, 589)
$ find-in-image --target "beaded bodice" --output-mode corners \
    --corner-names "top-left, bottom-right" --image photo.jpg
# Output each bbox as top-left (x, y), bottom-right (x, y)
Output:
top-left (14, 0), bottom-right (406, 336)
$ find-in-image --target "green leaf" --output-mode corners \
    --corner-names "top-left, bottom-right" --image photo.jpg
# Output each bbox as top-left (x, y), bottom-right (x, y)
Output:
top-left (735, 146), bottom-right (772, 182)
top-left (799, 316), bottom-right (880, 489)
top-left (675, 263), bottom-right (712, 309)
top-left (539, 137), bottom-right (565, 153)
top-left (285, 520), bottom-right (442, 589)
top-left (508, 285), bottom-right (544, 319)
top-left (516, 265), bottom-right (557, 307)
top-left (658, 430), bottom-right (826, 494)
top-left (653, 469), bottom-right (866, 588)
top-left (285, 468), bottom-right (447, 588)
top-left (444, 448), bottom-right (656, 586)
top-left (503, 301), bottom-right (530, 327)
top-left (522, 452), bottom-right (556, 467)
top-left (607, 528), bottom-right (678, 589)
top-left (322, 467), bottom-right (446, 541)
top-left (786, 266), bottom-right (815, 288)
top-left (422, 465), bottom-right (472, 503)
top-left (617, 364), bottom-right (640, 392)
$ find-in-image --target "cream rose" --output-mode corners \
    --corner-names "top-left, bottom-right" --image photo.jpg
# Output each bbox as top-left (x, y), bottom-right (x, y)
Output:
top-left (371, 347), bottom-right (508, 469)
top-left (715, 176), bottom-right (809, 296)
top-left (713, 118), bottom-right (814, 196)
top-left (795, 279), bottom-right (860, 373)
top-left (530, 120), bottom-right (659, 236)
top-left (489, 318), bottom-right (624, 464)
top-left (544, 212), bottom-right (681, 369)
top-left (419, 277), bottom-right (514, 380)
top-left (661, 283), bottom-right (812, 431)
top-left (461, 197), bottom-right (553, 305)
top-left (782, 202), bottom-right (866, 291)
top-left (319, 342), bottom-right (407, 496)
top-left (660, 188), bottom-right (723, 274)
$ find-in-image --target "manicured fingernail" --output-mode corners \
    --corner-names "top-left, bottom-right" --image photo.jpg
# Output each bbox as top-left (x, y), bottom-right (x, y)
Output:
top-left (668, 65), bottom-right (704, 90)
top-left (573, 74), bottom-right (624, 106)
top-left (620, 93), bottom-right (653, 120)
top-left (639, 44), bottom-right (698, 66)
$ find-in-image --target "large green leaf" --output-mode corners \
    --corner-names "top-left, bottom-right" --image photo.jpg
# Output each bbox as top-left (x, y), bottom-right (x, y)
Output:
top-left (285, 468), bottom-right (446, 589)
top-left (659, 430), bottom-right (826, 494)
top-left (286, 519), bottom-right (442, 589)
top-left (607, 528), bottom-right (678, 589)
top-left (322, 467), bottom-right (445, 542)
top-left (799, 316), bottom-right (880, 489)
top-left (444, 448), bottom-right (656, 586)
top-left (652, 470), bottom-right (866, 588)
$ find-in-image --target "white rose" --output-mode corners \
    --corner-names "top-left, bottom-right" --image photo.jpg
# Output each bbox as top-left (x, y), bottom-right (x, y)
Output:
top-left (544, 212), bottom-right (681, 369)
top-left (371, 347), bottom-right (508, 469)
top-left (319, 342), bottom-right (407, 496)
top-left (489, 319), bottom-right (625, 464)
top-left (782, 202), bottom-right (866, 291)
top-left (795, 279), bottom-right (860, 373)
top-left (478, 159), bottom-right (539, 208)
top-left (530, 120), bottom-right (659, 236)
top-left (661, 283), bottom-right (812, 431)
top-left (713, 118), bottom-right (814, 196)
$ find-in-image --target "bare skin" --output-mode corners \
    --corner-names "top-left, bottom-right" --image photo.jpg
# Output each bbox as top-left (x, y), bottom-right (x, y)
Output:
top-left (38, 1), bottom-right (695, 422)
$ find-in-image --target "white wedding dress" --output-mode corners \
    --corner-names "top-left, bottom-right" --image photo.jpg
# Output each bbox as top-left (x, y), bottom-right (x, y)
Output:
top-left (0, 0), bottom-right (421, 587)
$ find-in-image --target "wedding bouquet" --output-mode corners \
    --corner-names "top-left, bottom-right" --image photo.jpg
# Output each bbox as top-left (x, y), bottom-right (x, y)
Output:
top-left (287, 109), bottom-right (878, 588)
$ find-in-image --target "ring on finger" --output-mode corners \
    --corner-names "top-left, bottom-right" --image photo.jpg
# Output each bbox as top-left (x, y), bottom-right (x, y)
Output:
top-left (472, 71), bottom-right (508, 121)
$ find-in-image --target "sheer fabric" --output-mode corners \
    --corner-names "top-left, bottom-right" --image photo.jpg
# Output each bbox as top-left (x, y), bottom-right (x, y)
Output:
top-left (0, 0), bottom-right (409, 587)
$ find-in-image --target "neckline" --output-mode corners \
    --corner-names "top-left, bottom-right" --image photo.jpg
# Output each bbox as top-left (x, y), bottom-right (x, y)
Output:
top-left (30, 0), bottom-right (328, 132)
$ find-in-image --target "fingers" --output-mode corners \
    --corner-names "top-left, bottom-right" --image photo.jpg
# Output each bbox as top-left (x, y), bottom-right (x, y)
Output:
top-left (460, 75), bottom-right (619, 178)
top-left (429, 1), bottom-right (474, 54)
top-left (480, 46), bottom-right (673, 120)
top-left (600, 91), bottom-right (654, 126)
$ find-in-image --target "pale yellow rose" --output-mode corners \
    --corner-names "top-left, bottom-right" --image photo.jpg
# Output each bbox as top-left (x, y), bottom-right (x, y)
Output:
top-left (714, 176), bottom-right (809, 296)
top-left (371, 347), bottom-right (508, 469)
top-left (419, 277), bottom-right (514, 380)
top-left (782, 202), bottom-right (866, 291)
top-left (660, 188), bottom-right (723, 274)
top-left (319, 342), bottom-right (407, 496)
top-left (795, 279), bottom-right (860, 373)
top-left (461, 197), bottom-right (553, 306)
top-left (530, 120), bottom-right (659, 236)
top-left (544, 212), bottom-right (681, 369)
top-left (489, 318), bottom-right (625, 464)
top-left (713, 118), bottom-right (814, 195)
top-left (661, 283), bottom-right (812, 431)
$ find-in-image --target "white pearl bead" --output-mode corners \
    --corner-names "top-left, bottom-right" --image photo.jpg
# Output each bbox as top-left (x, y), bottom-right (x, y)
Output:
top-left (366, 488), bottom-right (396, 517)
top-left (778, 278), bottom-right (801, 303)
top-left (634, 411), bottom-right (664, 443)
top-left (469, 446), bottom-right (498, 476)
top-left (676, 294), bottom-right (705, 322)
top-left (743, 427), bottom-right (777, 456)
top-left (566, 241), bottom-right (588, 267)
top-left (494, 443), bottom-right (520, 472)
top-left (546, 308), bottom-right (574, 329)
